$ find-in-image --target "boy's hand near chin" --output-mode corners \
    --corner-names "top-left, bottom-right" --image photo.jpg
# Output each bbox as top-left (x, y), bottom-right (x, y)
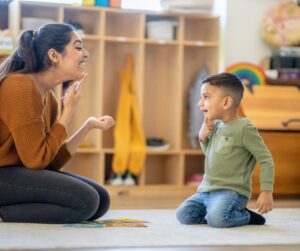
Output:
top-left (199, 116), bottom-right (215, 141)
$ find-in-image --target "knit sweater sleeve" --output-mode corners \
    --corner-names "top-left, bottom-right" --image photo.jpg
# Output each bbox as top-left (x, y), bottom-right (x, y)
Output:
top-left (46, 92), bottom-right (72, 171)
top-left (1, 75), bottom-right (68, 169)
top-left (242, 123), bottom-right (274, 192)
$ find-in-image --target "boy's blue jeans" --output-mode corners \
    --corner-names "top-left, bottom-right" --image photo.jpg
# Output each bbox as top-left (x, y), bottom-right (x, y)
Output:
top-left (176, 189), bottom-right (250, 228)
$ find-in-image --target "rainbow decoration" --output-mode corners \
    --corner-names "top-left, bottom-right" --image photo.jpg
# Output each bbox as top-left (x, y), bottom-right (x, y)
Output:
top-left (226, 62), bottom-right (266, 86)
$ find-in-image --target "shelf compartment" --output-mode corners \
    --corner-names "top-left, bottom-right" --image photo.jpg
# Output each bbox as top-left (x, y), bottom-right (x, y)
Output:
top-left (64, 7), bottom-right (102, 36)
top-left (104, 153), bottom-right (113, 184)
top-left (103, 153), bottom-right (141, 185)
top-left (105, 11), bottom-right (142, 38)
top-left (20, 4), bottom-right (60, 29)
top-left (82, 34), bottom-right (101, 41)
top-left (144, 44), bottom-right (181, 150)
top-left (63, 40), bottom-right (102, 149)
top-left (184, 154), bottom-right (205, 187)
top-left (62, 154), bottom-right (103, 183)
top-left (102, 41), bottom-right (143, 148)
top-left (145, 15), bottom-right (179, 41)
top-left (144, 155), bottom-right (181, 185)
top-left (184, 16), bottom-right (219, 42)
top-left (181, 46), bottom-right (219, 149)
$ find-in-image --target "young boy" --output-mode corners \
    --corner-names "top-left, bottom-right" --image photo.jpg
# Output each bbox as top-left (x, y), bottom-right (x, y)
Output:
top-left (176, 73), bottom-right (274, 228)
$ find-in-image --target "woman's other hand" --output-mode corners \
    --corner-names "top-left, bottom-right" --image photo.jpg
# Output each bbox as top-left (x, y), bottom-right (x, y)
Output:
top-left (88, 115), bottom-right (115, 130)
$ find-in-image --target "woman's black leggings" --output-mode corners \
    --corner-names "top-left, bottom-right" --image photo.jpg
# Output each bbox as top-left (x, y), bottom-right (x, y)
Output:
top-left (0, 166), bottom-right (110, 224)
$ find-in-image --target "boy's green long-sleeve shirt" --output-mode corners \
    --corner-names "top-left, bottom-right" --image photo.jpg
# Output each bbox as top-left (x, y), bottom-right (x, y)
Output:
top-left (199, 118), bottom-right (274, 199)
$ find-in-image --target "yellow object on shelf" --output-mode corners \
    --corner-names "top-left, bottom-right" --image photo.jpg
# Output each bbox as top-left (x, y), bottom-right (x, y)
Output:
top-left (82, 0), bottom-right (95, 6)
top-left (112, 55), bottom-right (146, 177)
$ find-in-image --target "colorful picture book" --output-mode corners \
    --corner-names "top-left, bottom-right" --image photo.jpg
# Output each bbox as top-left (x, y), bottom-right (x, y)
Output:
top-left (64, 218), bottom-right (149, 228)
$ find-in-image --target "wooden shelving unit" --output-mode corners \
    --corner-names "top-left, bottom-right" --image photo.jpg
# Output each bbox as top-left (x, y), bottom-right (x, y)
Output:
top-left (8, 0), bottom-right (220, 208)
top-left (0, 1), bottom-right (11, 63)
top-left (266, 78), bottom-right (300, 87)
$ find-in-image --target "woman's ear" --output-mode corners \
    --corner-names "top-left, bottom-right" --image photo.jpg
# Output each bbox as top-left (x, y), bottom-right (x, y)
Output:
top-left (223, 96), bottom-right (234, 110)
top-left (47, 48), bottom-right (60, 65)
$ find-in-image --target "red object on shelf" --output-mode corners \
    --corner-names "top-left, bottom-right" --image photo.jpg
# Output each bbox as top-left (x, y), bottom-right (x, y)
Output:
top-left (110, 0), bottom-right (121, 8)
top-left (187, 173), bottom-right (203, 186)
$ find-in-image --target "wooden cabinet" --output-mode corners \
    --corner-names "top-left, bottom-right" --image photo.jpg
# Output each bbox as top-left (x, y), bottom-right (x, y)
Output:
top-left (242, 86), bottom-right (300, 196)
top-left (9, 1), bottom-right (220, 208)
top-left (253, 132), bottom-right (300, 196)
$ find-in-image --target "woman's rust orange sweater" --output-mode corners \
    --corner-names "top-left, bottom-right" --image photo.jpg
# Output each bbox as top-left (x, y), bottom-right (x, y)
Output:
top-left (0, 73), bottom-right (71, 170)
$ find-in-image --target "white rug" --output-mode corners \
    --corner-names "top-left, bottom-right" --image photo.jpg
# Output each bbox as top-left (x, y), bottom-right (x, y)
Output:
top-left (0, 208), bottom-right (300, 250)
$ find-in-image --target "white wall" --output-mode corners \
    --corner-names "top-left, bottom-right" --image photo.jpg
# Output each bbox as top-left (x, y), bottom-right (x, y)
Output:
top-left (223, 0), bottom-right (279, 69)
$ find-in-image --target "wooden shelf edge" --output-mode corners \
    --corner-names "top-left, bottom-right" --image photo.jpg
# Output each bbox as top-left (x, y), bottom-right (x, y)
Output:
top-left (182, 149), bottom-right (203, 155)
top-left (104, 36), bottom-right (141, 43)
top-left (102, 148), bottom-right (181, 155)
top-left (76, 148), bottom-right (101, 154)
top-left (184, 41), bottom-right (219, 47)
top-left (266, 78), bottom-right (300, 87)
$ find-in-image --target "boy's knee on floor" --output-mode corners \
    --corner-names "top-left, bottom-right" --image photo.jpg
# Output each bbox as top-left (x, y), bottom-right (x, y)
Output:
top-left (176, 205), bottom-right (205, 225)
top-left (176, 207), bottom-right (193, 224)
top-left (176, 207), bottom-right (186, 224)
top-left (206, 210), bottom-right (228, 228)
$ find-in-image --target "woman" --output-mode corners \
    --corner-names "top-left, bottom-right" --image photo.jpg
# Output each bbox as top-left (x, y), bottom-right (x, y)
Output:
top-left (0, 23), bottom-right (114, 223)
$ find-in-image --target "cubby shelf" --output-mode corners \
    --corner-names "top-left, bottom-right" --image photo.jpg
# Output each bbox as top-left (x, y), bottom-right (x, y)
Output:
top-left (8, 1), bottom-right (220, 208)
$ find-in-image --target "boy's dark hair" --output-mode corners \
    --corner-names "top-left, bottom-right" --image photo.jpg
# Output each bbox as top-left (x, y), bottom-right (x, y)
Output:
top-left (0, 23), bottom-right (75, 81)
top-left (202, 72), bottom-right (244, 107)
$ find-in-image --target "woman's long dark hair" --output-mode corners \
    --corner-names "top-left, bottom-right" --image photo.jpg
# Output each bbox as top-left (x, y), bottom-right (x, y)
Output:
top-left (0, 23), bottom-right (75, 81)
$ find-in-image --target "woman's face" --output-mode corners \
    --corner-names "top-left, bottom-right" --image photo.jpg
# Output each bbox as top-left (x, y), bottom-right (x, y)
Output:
top-left (58, 31), bottom-right (89, 81)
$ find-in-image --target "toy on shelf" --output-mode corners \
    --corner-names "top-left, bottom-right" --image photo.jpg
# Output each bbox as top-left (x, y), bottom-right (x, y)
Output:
top-left (226, 62), bottom-right (266, 94)
top-left (261, 1), bottom-right (300, 47)
top-left (82, 0), bottom-right (109, 7)
top-left (146, 137), bottom-right (170, 151)
top-left (110, 0), bottom-right (121, 8)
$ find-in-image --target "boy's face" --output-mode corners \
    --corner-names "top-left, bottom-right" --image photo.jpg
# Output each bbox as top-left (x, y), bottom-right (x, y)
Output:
top-left (198, 83), bottom-right (227, 121)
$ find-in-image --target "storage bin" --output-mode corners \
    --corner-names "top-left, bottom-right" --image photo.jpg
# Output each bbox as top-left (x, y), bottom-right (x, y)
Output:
top-left (82, 0), bottom-right (95, 6)
top-left (110, 0), bottom-right (121, 8)
top-left (22, 17), bottom-right (55, 30)
top-left (95, 0), bottom-right (109, 7)
top-left (146, 20), bottom-right (178, 40)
